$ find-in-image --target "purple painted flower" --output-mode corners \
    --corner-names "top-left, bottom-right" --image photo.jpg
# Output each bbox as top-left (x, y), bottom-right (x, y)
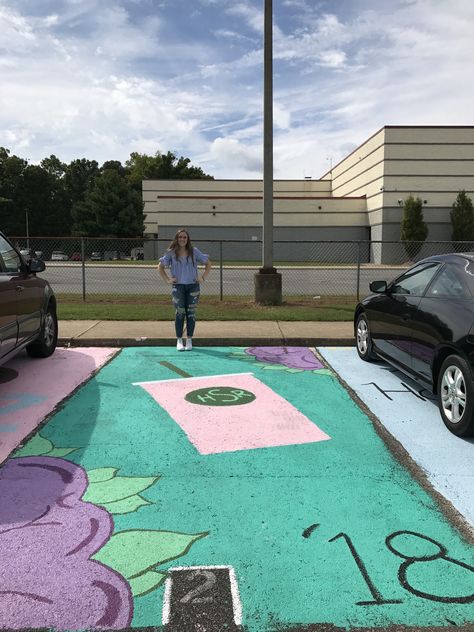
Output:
top-left (0, 456), bottom-right (133, 630)
top-left (246, 346), bottom-right (324, 370)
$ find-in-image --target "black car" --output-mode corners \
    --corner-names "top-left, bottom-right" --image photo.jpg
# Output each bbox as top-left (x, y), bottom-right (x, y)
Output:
top-left (354, 253), bottom-right (474, 437)
top-left (0, 231), bottom-right (57, 366)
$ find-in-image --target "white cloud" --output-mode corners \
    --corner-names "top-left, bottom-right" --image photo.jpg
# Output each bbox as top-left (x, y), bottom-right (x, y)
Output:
top-left (226, 3), bottom-right (263, 34)
top-left (210, 137), bottom-right (262, 175)
top-left (0, 5), bottom-right (36, 48)
top-left (274, 103), bottom-right (291, 130)
top-left (1, 0), bottom-right (474, 180)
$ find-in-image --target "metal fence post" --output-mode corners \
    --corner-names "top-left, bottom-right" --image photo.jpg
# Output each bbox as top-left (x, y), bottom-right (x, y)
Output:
top-left (219, 241), bottom-right (223, 301)
top-left (81, 237), bottom-right (86, 301)
top-left (356, 241), bottom-right (361, 301)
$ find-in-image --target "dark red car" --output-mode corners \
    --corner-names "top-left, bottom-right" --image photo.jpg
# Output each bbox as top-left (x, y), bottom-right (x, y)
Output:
top-left (0, 231), bottom-right (57, 366)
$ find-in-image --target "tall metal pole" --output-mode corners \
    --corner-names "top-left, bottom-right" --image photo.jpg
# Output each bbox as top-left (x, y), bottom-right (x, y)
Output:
top-left (254, 0), bottom-right (281, 303)
top-left (263, 0), bottom-right (273, 270)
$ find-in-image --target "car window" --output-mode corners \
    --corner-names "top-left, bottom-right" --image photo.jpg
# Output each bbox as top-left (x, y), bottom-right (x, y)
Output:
top-left (391, 262), bottom-right (440, 296)
top-left (0, 235), bottom-right (22, 273)
top-left (426, 264), bottom-right (472, 299)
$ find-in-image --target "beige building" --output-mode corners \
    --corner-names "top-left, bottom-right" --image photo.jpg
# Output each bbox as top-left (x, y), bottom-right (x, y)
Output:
top-left (142, 126), bottom-right (474, 260)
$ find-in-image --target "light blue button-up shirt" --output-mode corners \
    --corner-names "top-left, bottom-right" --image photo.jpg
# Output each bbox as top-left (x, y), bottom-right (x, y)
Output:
top-left (159, 247), bottom-right (209, 284)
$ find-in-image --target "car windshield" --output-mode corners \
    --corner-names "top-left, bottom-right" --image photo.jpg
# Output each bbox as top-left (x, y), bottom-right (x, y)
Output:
top-left (0, 235), bottom-right (22, 273)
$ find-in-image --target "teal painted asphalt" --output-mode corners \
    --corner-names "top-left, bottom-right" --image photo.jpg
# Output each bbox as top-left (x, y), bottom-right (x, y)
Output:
top-left (6, 346), bottom-right (474, 631)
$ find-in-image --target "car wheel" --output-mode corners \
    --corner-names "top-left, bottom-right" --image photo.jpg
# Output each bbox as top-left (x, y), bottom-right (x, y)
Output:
top-left (437, 354), bottom-right (474, 437)
top-left (26, 304), bottom-right (58, 358)
top-left (355, 313), bottom-right (376, 361)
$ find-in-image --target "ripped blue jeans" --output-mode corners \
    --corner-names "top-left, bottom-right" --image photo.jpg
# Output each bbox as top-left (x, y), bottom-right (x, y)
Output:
top-left (172, 283), bottom-right (201, 338)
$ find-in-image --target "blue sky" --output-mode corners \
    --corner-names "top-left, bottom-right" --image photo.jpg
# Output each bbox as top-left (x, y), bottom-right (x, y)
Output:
top-left (1, 0), bottom-right (474, 178)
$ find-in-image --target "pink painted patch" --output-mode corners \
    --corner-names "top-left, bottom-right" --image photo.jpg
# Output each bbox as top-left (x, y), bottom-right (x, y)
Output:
top-left (0, 348), bottom-right (118, 463)
top-left (136, 373), bottom-right (330, 454)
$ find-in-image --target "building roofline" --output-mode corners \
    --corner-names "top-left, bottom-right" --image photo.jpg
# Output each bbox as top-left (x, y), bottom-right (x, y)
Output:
top-left (155, 195), bottom-right (366, 200)
top-left (143, 178), bottom-right (327, 182)
top-left (319, 124), bottom-right (474, 179)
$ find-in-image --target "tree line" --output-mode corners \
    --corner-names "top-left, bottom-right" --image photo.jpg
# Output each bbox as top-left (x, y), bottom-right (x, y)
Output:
top-left (0, 148), bottom-right (213, 238)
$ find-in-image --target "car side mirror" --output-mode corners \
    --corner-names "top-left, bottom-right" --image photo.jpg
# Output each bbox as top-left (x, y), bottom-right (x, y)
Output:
top-left (29, 258), bottom-right (46, 274)
top-left (369, 280), bottom-right (387, 293)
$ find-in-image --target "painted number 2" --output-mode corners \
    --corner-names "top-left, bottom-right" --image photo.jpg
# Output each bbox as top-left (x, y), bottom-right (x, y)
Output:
top-left (180, 570), bottom-right (217, 604)
top-left (330, 530), bottom-right (474, 606)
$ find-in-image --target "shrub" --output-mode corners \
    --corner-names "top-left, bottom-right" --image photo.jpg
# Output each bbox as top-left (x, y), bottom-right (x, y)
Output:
top-left (400, 195), bottom-right (428, 260)
top-left (451, 190), bottom-right (474, 249)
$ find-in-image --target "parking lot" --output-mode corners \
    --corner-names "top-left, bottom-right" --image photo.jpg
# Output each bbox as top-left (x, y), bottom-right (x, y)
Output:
top-left (0, 345), bottom-right (473, 631)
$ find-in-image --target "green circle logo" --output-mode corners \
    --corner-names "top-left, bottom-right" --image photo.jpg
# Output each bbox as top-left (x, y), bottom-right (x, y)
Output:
top-left (185, 386), bottom-right (256, 406)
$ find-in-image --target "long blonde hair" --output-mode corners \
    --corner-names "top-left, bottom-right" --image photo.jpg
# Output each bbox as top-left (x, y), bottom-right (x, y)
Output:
top-left (168, 228), bottom-right (194, 262)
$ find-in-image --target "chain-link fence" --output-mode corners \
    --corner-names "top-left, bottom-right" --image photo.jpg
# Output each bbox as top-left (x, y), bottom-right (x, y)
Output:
top-left (12, 236), bottom-right (474, 300)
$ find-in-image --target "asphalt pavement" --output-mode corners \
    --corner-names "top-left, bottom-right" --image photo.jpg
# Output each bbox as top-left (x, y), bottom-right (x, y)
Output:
top-left (58, 320), bottom-right (354, 347)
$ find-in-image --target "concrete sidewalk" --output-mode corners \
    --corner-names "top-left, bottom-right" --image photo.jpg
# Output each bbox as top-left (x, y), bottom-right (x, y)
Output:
top-left (58, 320), bottom-right (354, 347)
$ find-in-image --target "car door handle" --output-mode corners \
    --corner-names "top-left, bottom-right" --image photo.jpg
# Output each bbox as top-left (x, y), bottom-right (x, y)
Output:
top-left (15, 285), bottom-right (24, 292)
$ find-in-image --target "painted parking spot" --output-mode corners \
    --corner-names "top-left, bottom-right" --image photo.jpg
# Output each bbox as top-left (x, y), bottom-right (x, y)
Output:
top-left (319, 347), bottom-right (474, 528)
top-left (0, 346), bottom-right (473, 631)
top-left (0, 347), bottom-right (118, 464)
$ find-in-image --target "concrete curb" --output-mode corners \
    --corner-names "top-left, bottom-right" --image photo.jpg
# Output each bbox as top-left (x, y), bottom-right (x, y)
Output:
top-left (58, 337), bottom-right (355, 348)
top-left (57, 320), bottom-right (355, 348)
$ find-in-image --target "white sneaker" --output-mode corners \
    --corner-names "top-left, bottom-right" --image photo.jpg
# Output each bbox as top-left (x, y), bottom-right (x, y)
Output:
top-left (176, 338), bottom-right (185, 351)
top-left (185, 338), bottom-right (193, 351)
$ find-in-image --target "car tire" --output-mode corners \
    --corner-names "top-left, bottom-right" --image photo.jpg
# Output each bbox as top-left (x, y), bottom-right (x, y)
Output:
top-left (437, 354), bottom-right (474, 437)
top-left (355, 313), bottom-right (376, 361)
top-left (26, 304), bottom-right (58, 358)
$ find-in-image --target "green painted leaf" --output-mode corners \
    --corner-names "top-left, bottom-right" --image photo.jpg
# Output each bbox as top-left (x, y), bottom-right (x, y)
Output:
top-left (285, 368), bottom-right (303, 373)
top-left (16, 434), bottom-right (53, 456)
top-left (129, 570), bottom-right (167, 597)
top-left (87, 467), bottom-right (118, 483)
top-left (92, 529), bottom-right (208, 580)
top-left (83, 475), bottom-right (158, 504)
top-left (313, 368), bottom-right (333, 376)
top-left (47, 448), bottom-right (78, 457)
top-left (15, 434), bottom-right (78, 458)
top-left (100, 494), bottom-right (151, 514)
top-left (262, 364), bottom-right (287, 370)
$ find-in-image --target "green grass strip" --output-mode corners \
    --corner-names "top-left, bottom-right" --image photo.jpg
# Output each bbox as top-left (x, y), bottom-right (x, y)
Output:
top-left (56, 294), bottom-right (356, 321)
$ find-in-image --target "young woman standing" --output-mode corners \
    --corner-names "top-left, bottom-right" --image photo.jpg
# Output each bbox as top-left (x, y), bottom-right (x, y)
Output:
top-left (158, 229), bottom-right (211, 351)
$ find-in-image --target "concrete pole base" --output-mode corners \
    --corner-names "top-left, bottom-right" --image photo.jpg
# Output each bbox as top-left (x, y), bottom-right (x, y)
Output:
top-left (254, 269), bottom-right (282, 305)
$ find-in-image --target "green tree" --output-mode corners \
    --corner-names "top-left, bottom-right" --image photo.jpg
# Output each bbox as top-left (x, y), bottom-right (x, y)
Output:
top-left (72, 169), bottom-right (144, 237)
top-left (100, 160), bottom-right (126, 177)
top-left (39, 155), bottom-right (71, 235)
top-left (450, 190), bottom-right (474, 246)
top-left (0, 147), bottom-right (28, 235)
top-left (125, 150), bottom-right (213, 190)
top-left (0, 151), bottom-right (70, 238)
top-left (1, 148), bottom-right (211, 239)
top-left (41, 155), bottom-right (67, 179)
top-left (18, 165), bottom-right (60, 237)
top-left (400, 195), bottom-right (428, 260)
top-left (65, 158), bottom-right (100, 208)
